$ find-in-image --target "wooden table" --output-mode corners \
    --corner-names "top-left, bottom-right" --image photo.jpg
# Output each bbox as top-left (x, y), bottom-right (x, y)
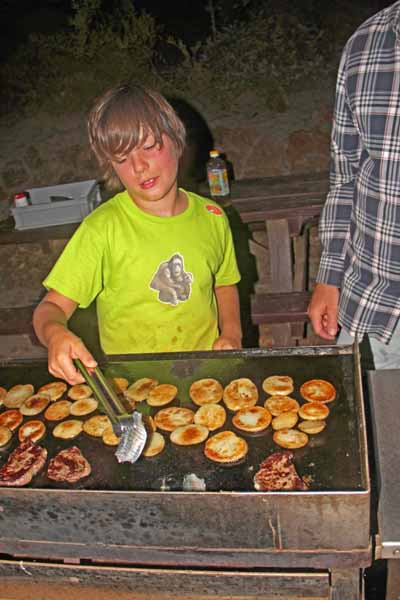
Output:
top-left (213, 172), bottom-right (329, 346)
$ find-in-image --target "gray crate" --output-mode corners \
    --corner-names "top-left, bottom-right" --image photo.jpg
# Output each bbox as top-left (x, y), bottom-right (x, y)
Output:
top-left (11, 179), bottom-right (102, 230)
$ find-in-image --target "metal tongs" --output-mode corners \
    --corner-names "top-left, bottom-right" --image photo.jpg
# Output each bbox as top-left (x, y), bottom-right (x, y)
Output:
top-left (75, 359), bottom-right (147, 464)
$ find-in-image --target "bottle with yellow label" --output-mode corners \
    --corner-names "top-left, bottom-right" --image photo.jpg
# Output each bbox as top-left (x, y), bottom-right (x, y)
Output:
top-left (206, 150), bottom-right (230, 206)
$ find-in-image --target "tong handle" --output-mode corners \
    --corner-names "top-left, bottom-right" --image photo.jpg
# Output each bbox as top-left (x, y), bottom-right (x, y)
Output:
top-left (74, 359), bottom-right (126, 425)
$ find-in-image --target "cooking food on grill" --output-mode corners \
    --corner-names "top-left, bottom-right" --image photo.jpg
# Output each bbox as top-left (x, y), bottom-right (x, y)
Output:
top-left (254, 451), bottom-right (309, 491)
top-left (70, 397), bottom-right (98, 416)
top-left (232, 405), bottom-right (272, 433)
top-left (298, 420), bottom-right (326, 434)
top-left (262, 375), bottom-right (294, 396)
top-left (273, 428), bottom-right (309, 449)
top-left (110, 377), bottom-right (129, 394)
top-left (20, 393), bottom-right (50, 416)
top-left (67, 384), bottom-right (92, 401)
top-left (3, 384), bottom-right (34, 408)
top-left (189, 378), bottom-right (223, 406)
top-left (223, 378), bottom-right (258, 411)
top-left (125, 378), bottom-right (158, 403)
top-left (143, 431), bottom-right (165, 457)
top-left (44, 400), bottom-right (72, 421)
top-left (147, 383), bottom-right (178, 407)
top-left (18, 420), bottom-right (46, 443)
top-left (0, 440), bottom-right (47, 487)
top-left (0, 409), bottom-right (23, 431)
top-left (170, 424), bottom-right (209, 446)
top-left (264, 395), bottom-right (300, 416)
top-left (194, 403), bottom-right (226, 431)
top-left (271, 411), bottom-right (299, 431)
top-left (300, 379), bottom-right (336, 403)
top-left (204, 430), bottom-right (248, 463)
top-left (0, 426), bottom-right (12, 447)
top-left (298, 401), bottom-right (330, 421)
top-left (0, 386), bottom-right (7, 405)
top-left (83, 414), bottom-right (112, 437)
top-left (47, 446), bottom-right (91, 483)
top-left (37, 381), bottom-right (67, 401)
top-left (102, 427), bottom-right (120, 446)
top-left (153, 406), bottom-right (195, 431)
top-left (53, 419), bottom-right (83, 439)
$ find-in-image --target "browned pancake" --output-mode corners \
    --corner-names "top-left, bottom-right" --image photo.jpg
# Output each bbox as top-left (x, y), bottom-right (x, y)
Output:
top-left (204, 430), bottom-right (248, 463)
top-left (4, 384), bottom-right (34, 408)
top-left (44, 400), bottom-right (72, 421)
top-left (298, 402), bottom-right (330, 421)
top-left (70, 397), bottom-right (98, 416)
top-left (0, 409), bottom-right (23, 431)
top-left (143, 432), bottom-right (165, 457)
top-left (0, 426), bottom-right (12, 447)
top-left (232, 406), bottom-right (272, 433)
top-left (170, 424), bottom-right (209, 446)
top-left (273, 428), bottom-right (309, 449)
top-left (147, 384), bottom-right (178, 407)
top-left (125, 378), bottom-right (158, 403)
top-left (102, 428), bottom-right (120, 446)
top-left (262, 375), bottom-right (294, 396)
top-left (223, 378), bottom-right (258, 411)
top-left (83, 415), bottom-right (112, 437)
top-left (264, 395), bottom-right (299, 416)
top-left (20, 393), bottom-right (50, 416)
top-left (300, 379), bottom-right (336, 403)
top-left (37, 381), bottom-right (67, 401)
top-left (53, 419), bottom-right (83, 439)
top-left (271, 411), bottom-right (299, 431)
top-left (0, 387), bottom-right (7, 405)
top-left (194, 403), bottom-right (226, 431)
top-left (189, 378), bottom-right (223, 406)
top-left (18, 420), bottom-right (46, 443)
top-left (153, 407), bottom-right (194, 432)
top-left (67, 384), bottom-right (92, 401)
top-left (298, 420), bottom-right (326, 434)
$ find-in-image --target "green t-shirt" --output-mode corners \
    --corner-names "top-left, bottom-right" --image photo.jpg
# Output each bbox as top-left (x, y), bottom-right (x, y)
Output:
top-left (43, 189), bottom-right (240, 354)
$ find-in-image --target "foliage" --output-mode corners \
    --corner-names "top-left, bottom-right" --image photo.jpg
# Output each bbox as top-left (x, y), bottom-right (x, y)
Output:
top-left (0, 0), bottom-right (357, 116)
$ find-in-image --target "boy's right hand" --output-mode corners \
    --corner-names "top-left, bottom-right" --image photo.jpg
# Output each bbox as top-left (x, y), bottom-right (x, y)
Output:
top-left (46, 326), bottom-right (97, 385)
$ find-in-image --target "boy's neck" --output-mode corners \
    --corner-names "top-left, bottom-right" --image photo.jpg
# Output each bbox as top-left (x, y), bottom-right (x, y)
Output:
top-left (130, 188), bottom-right (188, 217)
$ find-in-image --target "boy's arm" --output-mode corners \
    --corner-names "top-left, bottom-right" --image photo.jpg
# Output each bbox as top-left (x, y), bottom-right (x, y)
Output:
top-left (33, 290), bottom-right (97, 384)
top-left (213, 284), bottom-right (242, 350)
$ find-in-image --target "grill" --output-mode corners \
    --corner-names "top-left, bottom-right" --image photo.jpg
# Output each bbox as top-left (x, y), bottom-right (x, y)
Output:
top-left (0, 345), bottom-right (372, 599)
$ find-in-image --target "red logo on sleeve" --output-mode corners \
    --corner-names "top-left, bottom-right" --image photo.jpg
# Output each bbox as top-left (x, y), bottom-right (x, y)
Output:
top-left (205, 204), bottom-right (223, 215)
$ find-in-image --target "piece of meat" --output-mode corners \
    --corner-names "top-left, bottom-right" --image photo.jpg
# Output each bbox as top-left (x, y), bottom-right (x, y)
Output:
top-left (47, 446), bottom-right (91, 483)
top-left (254, 450), bottom-right (309, 491)
top-left (0, 440), bottom-right (47, 487)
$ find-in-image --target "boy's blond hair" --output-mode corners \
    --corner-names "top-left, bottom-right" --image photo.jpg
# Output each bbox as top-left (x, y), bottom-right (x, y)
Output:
top-left (88, 84), bottom-right (186, 190)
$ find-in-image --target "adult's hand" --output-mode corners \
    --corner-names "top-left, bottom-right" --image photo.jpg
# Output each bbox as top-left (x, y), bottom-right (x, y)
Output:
top-left (46, 325), bottom-right (97, 385)
top-left (308, 283), bottom-right (340, 340)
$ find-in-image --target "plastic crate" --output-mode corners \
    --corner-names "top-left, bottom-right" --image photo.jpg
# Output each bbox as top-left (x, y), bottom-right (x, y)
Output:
top-left (11, 179), bottom-right (102, 230)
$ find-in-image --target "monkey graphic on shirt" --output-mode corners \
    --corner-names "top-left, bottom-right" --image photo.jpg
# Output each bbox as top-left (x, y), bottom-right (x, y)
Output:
top-left (150, 253), bottom-right (193, 306)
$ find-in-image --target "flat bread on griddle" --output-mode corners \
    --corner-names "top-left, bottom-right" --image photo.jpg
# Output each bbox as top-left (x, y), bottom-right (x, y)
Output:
top-left (0, 387), bottom-right (7, 406)
top-left (298, 420), bottom-right (326, 435)
top-left (223, 378), bottom-right (258, 411)
top-left (264, 395), bottom-right (299, 416)
top-left (109, 377), bottom-right (129, 394)
top-left (204, 431), bottom-right (248, 464)
top-left (194, 403), bottom-right (226, 431)
top-left (232, 405), bottom-right (272, 433)
top-left (0, 409), bottom-right (23, 431)
top-left (189, 378), bottom-right (223, 406)
top-left (298, 402), bottom-right (330, 421)
top-left (143, 432), bottom-right (165, 457)
top-left (44, 400), bottom-right (72, 421)
top-left (47, 446), bottom-right (91, 483)
top-left (125, 378), bottom-right (158, 403)
top-left (83, 415), bottom-right (112, 437)
top-left (300, 379), bottom-right (336, 403)
top-left (102, 427), bottom-right (120, 446)
top-left (18, 420), bottom-right (46, 443)
top-left (153, 406), bottom-right (194, 432)
top-left (271, 411), bottom-right (299, 431)
top-left (70, 397), bottom-right (98, 416)
top-left (53, 419), bottom-right (83, 439)
top-left (67, 384), bottom-right (92, 401)
top-left (3, 384), bottom-right (34, 408)
top-left (147, 383), bottom-right (178, 407)
top-left (170, 424), bottom-right (209, 446)
top-left (262, 375), bottom-right (294, 396)
top-left (20, 393), bottom-right (50, 416)
top-left (0, 426), bottom-right (12, 447)
top-left (273, 428), bottom-right (309, 449)
top-left (37, 381), bottom-right (67, 401)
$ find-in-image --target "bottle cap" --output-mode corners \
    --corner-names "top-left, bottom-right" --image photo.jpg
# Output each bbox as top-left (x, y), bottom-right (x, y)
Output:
top-left (209, 150), bottom-right (219, 158)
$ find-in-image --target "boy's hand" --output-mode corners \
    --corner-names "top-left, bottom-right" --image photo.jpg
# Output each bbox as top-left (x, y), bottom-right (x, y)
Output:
top-left (46, 325), bottom-right (97, 385)
top-left (213, 334), bottom-right (242, 350)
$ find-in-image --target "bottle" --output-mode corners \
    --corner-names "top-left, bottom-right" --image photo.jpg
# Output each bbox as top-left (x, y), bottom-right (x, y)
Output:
top-left (13, 192), bottom-right (30, 208)
top-left (206, 150), bottom-right (230, 206)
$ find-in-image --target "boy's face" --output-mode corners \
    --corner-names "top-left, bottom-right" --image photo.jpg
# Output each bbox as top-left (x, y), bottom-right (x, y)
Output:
top-left (111, 133), bottom-right (179, 210)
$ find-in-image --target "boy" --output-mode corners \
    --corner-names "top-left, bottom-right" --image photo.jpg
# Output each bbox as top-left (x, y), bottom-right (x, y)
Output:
top-left (33, 84), bottom-right (242, 384)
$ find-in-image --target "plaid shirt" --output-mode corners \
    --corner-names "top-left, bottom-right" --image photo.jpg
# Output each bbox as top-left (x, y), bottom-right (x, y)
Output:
top-left (317, 0), bottom-right (400, 343)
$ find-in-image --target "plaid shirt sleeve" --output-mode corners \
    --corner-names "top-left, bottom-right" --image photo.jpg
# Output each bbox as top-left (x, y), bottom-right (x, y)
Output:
top-left (317, 45), bottom-right (362, 288)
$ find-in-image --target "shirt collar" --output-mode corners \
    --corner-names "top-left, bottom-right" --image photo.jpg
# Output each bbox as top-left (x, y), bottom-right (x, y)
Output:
top-left (388, 0), bottom-right (400, 38)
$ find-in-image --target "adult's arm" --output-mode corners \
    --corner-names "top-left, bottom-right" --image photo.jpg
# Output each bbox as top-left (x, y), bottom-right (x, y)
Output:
top-left (213, 284), bottom-right (242, 350)
top-left (33, 290), bottom-right (97, 384)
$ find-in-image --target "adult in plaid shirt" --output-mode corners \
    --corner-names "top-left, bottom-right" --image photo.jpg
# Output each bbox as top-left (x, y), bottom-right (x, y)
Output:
top-left (308, 0), bottom-right (400, 369)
